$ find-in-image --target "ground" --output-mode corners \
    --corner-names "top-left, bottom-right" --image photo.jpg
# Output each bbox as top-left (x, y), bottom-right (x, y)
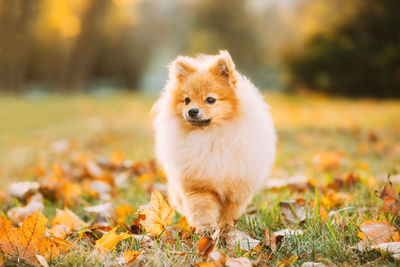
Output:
top-left (0, 92), bottom-right (399, 266)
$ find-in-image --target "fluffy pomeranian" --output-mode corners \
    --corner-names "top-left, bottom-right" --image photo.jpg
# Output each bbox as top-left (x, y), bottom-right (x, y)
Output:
top-left (152, 50), bottom-right (276, 233)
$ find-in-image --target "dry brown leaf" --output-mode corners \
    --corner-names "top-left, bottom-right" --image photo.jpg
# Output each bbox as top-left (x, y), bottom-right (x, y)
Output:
top-left (301, 262), bottom-right (326, 267)
top-left (222, 226), bottom-right (260, 251)
top-left (356, 220), bottom-right (399, 250)
top-left (7, 193), bottom-right (44, 225)
top-left (85, 202), bottom-right (116, 222)
top-left (372, 242), bottom-right (400, 260)
top-left (279, 199), bottom-right (306, 223)
top-left (264, 228), bottom-right (278, 252)
top-left (207, 249), bottom-right (251, 267)
top-left (95, 227), bottom-right (131, 253)
top-left (379, 178), bottom-right (399, 214)
top-left (274, 229), bottom-right (304, 237)
top-left (0, 210), bottom-right (71, 264)
top-left (8, 181), bottom-right (39, 199)
top-left (136, 190), bottom-right (175, 235)
top-left (51, 208), bottom-right (88, 231)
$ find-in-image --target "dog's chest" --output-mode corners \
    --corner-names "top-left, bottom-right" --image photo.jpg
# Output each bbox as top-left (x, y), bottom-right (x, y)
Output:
top-left (172, 125), bottom-right (253, 181)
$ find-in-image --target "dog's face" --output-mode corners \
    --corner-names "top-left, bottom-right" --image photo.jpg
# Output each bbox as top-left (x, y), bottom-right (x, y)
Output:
top-left (170, 51), bottom-right (239, 129)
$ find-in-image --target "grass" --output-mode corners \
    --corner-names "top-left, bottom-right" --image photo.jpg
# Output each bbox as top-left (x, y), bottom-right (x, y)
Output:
top-left (0, 91), bottom-right (399, 266)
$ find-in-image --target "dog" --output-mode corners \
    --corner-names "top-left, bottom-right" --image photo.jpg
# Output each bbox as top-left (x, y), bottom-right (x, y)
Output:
top-left (152, 50), bottom-right (276, 233)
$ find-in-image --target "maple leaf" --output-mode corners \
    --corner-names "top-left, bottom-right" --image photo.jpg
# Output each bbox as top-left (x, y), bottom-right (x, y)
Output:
top-left (0, 210), bottom-right (71, 264)
top-left (136, 190), bottom-right (175, 235)
top-left (95, 227), bottom-right (131, 253)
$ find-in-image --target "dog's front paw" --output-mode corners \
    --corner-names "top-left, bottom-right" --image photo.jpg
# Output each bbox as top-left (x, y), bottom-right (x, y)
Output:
top-left (195, 224), bottom-right (216, 236)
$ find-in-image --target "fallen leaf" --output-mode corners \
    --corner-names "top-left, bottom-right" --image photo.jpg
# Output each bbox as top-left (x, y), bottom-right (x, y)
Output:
top-left (7, 193), bottom-right (44, 225)
top-left (264, 228), bottom-right (278, 251)
top-left (136, 190), bottom-right (175, 235)
top-left (116, 204), bottom-right (134, 224)
top-left (122, 250), bottom-right (142, 265)
top-left (95, 227), bottom-right (131, 253)
top-left (51, 208), bottom-right (88, 231)
top-left (321, 192), bottom-right (351, 209)
top-left (8, 181), bottom-right (39, 199)
top-left (84, 202), bottom-right (116, 222)
top-left (277, 254), bottom-right (299, 267)
top-left (379, 177), bottom-right (399, 214)
top-left (36, 254), bottom-right (49, 267)
top-left (197, 237), bottom-right (215, 258)
top-left (279, 199), bottom-right (306, 223)
top-left (207, 249), bottom-right (252, 267)
top-left (356, 220), bottom-right (399, 250)
top-left (85, 160), bottom-right (104, 179)
top-left (301, 262), bottom-right (326, 267)
top-left (49, 225), bottom-right (72, 239)
top-left (222, 226), bottom-right (260, 251)
top-left (0, 210), bottom-right (71, 264)
top-left (372, 242), bottom-right (400, 260)
top-left (274, 229), bottom-right (304, 237)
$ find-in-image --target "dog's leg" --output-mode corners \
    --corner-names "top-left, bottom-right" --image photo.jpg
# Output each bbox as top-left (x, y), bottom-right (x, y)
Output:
top-left (182, 191), bottom-right (221, 234)
top-left (220, 196), bottom-right (251, 227)
top-left (167, 182), bottom-right (184, 214)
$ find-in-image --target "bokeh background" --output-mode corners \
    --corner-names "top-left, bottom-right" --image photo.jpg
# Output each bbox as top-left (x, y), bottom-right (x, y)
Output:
top-left (1, 0), bottom-right (399, 96)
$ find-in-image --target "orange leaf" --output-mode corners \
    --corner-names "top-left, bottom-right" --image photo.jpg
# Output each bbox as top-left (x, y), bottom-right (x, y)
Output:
top-left (196, 237), bottom-right (215, 258)
top-left (0, 210), bottom-right (71, 264)
top-left (95, 227), bottom-right (131, 253)
top-left (51, 208), bottom-right (88, 231)
top-left (123, 250), bottom-right (142, 265)
top-left (379, 179), bottom-right (399, 214)
top-left (136, 190), bottom-right (175, 235)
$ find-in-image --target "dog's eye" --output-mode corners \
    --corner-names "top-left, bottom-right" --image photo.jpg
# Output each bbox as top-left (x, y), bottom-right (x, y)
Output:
top-left (184, 97), bottom-right (191, 105)
top-left (205, 97), bottom-right (216, 104)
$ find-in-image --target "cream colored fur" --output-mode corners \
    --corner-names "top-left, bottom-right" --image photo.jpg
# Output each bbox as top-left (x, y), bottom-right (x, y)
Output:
top-left (152, 52), bottom-right (276, 232)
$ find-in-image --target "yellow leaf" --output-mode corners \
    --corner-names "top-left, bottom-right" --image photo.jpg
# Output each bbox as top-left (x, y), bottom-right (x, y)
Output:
top-left (116, 204), bottom-right (134, 224)
top-left (51, 208), bottom-right (88, 231)
top-left (95, 227), bottom-right (130, 253)
top-left (138, 173), bottom-right (155, 184)
top-left (0, 210), bottom-right (71, 264)
top-left (137, 190), bottom-right (175, 235)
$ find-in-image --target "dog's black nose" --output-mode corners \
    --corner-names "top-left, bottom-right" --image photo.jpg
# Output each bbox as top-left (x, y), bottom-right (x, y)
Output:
top-left (188, 108), bottom-right (199, 118)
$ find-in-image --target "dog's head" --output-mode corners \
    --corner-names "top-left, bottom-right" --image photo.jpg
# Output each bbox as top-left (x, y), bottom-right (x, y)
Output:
top-left (169, 51), bottom-right (239, 129)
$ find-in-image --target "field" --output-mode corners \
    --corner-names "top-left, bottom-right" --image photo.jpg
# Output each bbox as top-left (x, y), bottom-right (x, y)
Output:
top-left (0, 92), bottom-right (399, 266)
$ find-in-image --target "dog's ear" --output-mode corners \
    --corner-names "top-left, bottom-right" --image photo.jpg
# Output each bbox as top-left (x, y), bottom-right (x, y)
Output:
top-left (169, 56), bottom-right (197, 81)
top-left (210, 50), bottom-right (236, 86)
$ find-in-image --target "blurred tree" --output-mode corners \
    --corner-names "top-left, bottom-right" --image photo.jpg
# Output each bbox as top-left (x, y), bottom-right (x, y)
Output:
top-left (187, 0), bottom-right (270, 86)
top-left (284, 0), bottom-right (400, 97)
top-left (0, 0), bottom-right (38, 93)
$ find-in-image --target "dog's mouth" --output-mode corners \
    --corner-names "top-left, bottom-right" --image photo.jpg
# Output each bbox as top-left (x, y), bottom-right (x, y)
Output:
top-left (187, 119), bottom-right (212, 127)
